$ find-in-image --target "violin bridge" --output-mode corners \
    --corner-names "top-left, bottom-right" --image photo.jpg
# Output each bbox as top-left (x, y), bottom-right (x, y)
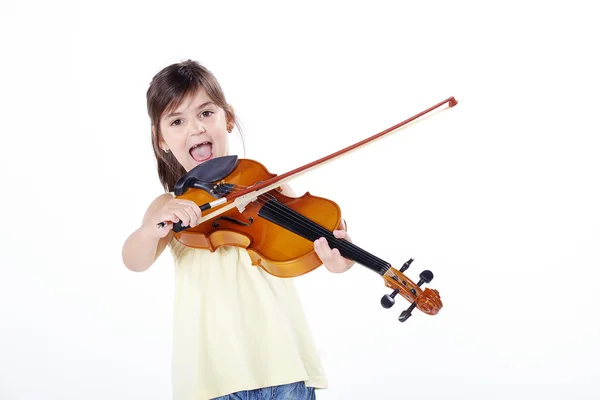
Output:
top-left (235, 192), bottom-right (259, 213)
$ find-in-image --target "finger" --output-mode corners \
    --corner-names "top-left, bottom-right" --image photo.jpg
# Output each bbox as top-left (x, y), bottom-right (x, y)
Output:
top-left (159, 212), bottom-right (180, 224)
top-left (313, 237), bottom-right (326, 256)
top-left (186, 205), bottom-right (202, 226)
top-left (170, 208), bottom-right (192, 227)
top-left (328, 247), bottom-right (342, 260)
top-left (180, 205), bottom-right (198, 226)
top-left (333, 229), bottom-right (351, 241)
top-left (331, 248), bottom-right (346, 264)
top-left (175, 199), bottom-right (202, 211)
top-left (174, 200), bottom-right (202, 226)
top-left (314, 237), bottom-right (334, 263)
top-left (320, 237), bottom-right (350, 261)
top-left (315, 242), bottom-right (346, 272)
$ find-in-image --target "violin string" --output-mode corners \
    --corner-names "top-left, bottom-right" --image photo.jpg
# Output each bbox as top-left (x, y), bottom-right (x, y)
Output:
top-left (258, 196), bottom-right (403, 282)
top-left (263, 200), bottom-right (397, 276)
top-left (216, 183), bottom-right (393, 273)
top-left (213, 183), bottom-right (396, 275)
top-left (201, 184), bottom-right (409, 292)
top-left (261, 202), bottom-right (407, 290)
top-left (210, 183), bottom-right (396, 276)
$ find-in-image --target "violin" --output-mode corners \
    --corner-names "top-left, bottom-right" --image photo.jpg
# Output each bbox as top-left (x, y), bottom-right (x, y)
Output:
top-left (158, 96), bottom-right (458, 322)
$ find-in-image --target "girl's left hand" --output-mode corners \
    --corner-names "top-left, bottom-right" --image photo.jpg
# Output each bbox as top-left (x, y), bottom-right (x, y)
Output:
top-left (314, 228), bottom-right (355, 273)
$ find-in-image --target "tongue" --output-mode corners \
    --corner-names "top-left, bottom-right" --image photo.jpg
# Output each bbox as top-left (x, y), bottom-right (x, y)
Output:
top-left (190, 143), bottom-right (212, 162)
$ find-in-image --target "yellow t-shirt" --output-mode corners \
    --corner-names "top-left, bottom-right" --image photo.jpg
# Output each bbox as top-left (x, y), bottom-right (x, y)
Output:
top-left (168, 237), bottom-right (328, 400)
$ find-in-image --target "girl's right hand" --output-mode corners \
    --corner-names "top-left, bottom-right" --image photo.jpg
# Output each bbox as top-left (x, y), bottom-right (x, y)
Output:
top-left (144, 198), bottom-right (202, 238)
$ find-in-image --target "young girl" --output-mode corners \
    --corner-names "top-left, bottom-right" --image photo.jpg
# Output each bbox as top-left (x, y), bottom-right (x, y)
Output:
top-left (122, 59), bottom-right (354, 400)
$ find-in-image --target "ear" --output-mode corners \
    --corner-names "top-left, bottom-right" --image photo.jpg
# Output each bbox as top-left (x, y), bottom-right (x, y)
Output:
top-left (153, 125), bottom-right (170, 152)
top-left (225, 105), bottom-right (235, 133)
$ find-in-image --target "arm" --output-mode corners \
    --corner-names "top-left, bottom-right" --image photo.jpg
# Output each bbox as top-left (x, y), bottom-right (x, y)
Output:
top-left (122, 194), bottom-right (173, 272)
top-left (122, 193), bottom-right (201, 272)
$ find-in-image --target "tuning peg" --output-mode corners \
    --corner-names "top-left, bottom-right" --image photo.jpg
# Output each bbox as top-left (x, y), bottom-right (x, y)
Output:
top-left (400, 258), bottom-right (414, 273)
top-left (399, 302), bottom-right (417, 322)
top-left (417, 270), bottom-right (434, 286)
top-left (381, 288), bottom-right (399, 308)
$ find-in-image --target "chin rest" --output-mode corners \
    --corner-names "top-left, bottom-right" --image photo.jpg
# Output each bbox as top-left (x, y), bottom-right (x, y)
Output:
top-left (173, 155), bottom-right (239, 196)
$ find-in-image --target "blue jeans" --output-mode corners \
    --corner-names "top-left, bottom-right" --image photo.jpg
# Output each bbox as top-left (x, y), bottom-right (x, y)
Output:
top-left (211, 381), bottom-right (315, 399)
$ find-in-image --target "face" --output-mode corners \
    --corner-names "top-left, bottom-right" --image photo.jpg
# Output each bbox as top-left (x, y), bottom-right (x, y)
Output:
top-left (157, 87), bottom-right (231, 172)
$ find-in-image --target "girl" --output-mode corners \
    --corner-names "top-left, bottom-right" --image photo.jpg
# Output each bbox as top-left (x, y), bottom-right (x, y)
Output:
top-left (122, 59), bottom-right (354, 400)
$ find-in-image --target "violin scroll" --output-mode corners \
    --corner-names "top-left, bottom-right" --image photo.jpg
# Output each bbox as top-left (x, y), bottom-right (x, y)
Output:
top-left (381, 258), bottom-right (442, 322)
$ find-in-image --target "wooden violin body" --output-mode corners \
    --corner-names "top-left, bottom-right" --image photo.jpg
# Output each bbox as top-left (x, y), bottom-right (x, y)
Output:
top-left (173, 157), bottom-right (344, 278)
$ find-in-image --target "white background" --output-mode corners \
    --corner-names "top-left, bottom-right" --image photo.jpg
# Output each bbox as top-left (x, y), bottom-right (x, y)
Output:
top-left (1, 1), bottom-right (599, 399)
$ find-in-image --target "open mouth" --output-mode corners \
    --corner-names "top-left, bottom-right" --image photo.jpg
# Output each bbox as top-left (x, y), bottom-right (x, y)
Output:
top-left (189, 141), bottom-right (213, 163)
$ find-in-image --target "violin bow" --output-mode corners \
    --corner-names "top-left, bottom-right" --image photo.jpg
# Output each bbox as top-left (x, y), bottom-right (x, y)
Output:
top-left (186, 96), bottom-right (458, 221)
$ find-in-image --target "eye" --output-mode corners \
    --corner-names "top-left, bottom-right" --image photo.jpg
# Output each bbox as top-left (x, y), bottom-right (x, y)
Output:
top-left (170, 119), bottom-right (183, 126)
top-left (201, 110), bottom-right (214, 117)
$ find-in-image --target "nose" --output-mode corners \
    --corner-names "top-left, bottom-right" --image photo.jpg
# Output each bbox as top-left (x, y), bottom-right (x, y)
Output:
top-left (189, 117), bottom-right (206, 135)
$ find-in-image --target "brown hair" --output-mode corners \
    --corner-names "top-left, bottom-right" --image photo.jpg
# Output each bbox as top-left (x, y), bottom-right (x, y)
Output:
top-left (146, 59), bottom-right (243, 192)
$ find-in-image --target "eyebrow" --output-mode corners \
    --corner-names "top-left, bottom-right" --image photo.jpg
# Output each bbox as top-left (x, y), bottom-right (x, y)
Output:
top-left (165, 101), bottom-right (215, 119)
